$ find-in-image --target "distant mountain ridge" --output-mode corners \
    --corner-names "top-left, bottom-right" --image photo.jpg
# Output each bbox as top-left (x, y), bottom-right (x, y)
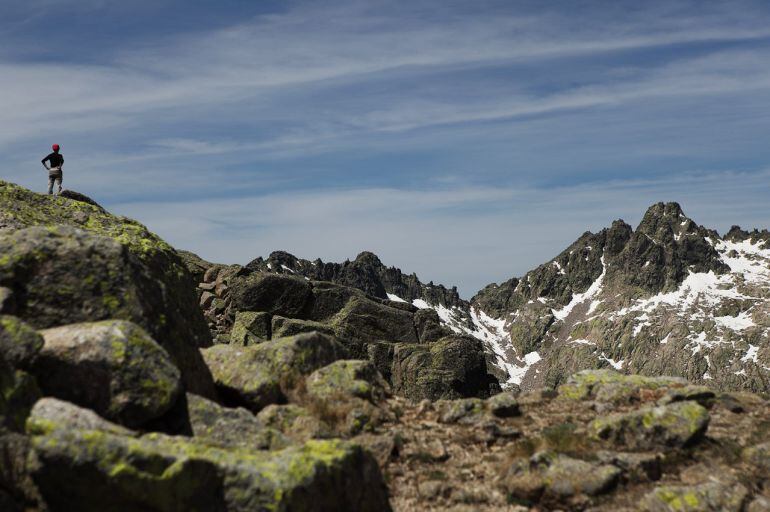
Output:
top-left (246, 202), bottom-right (770, 393)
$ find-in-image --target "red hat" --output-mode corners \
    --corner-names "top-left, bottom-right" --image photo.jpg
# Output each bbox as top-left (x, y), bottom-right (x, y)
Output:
top-left (52, 144), bottom-right (60, 151)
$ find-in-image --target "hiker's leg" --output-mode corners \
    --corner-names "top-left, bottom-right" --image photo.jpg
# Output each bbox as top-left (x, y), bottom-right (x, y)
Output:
top-left (47, 176), bottom-right (54, 195)
top-left (55, 177), bottom-right (62, 196)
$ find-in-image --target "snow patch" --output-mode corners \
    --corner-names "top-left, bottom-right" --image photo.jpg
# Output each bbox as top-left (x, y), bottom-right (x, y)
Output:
top-left (742, 344), bottom-right (759, 363)
top-left (599, 353), bottom-right (624, 370)
top-left (387, 293), bottom-right (407, 303)
top-left (714, 311), bottom-right (755, 331)
top-left (552, 255), bottom-right (606, 321)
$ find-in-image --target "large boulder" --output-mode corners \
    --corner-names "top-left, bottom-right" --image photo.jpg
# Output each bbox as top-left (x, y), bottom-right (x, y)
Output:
top-left (202, 332), bottom-right (348, 412)
top-left (304, 360), bottom-right (391, 435)
top-left (558, 370), bottom-right (690, 403)
top-left (229, 311), bottom-right (271, 346)
top-left (33, 320), bottom-right (182, 428)
top-left (501, 452), bottom-right (621, 505)
top-left (27, 411), bottom-right (391, 512)
top-left (306, 360), bottom-right (390, 404)
top-left (229, 272), bottom-right (313, 317)
top-left (589, 401), bottom-right (710, 450)
top-left (186, 393), bottom-right (288, 450)
top-left (331, 296), bottom-right (418, 357)
top-left (0, 217), bottom-right (215, 397)
top-left (256, 404), bottom-right (332, 442)
top-left (390, 336), bottom-right (498, 401)
top-left (27, 397), bottom-right (134, 436)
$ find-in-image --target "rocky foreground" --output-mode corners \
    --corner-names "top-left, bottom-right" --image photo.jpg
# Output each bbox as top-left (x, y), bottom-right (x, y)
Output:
top-left (0, 180), bottom-right (769, 511)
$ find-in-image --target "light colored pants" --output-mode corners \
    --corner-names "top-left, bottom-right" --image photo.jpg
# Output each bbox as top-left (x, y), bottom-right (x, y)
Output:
top-left (48, 168), bottom-right (63, 195)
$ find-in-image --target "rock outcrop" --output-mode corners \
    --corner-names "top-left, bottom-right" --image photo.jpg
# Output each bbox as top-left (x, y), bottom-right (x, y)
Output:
top-left (0, 181), bottom-right (215, 397)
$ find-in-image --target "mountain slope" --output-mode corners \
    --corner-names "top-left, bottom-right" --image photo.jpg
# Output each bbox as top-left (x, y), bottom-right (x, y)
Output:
top-left (471, 202), bottom-right (770, 392)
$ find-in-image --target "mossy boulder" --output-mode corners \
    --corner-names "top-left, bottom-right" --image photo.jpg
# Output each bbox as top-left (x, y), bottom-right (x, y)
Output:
top-left (331, 296), bottom-right (418, 356)
top-left (27, 397), bottom-right (134, 436)
top-left (0, 218), bottom-right (215, 397)
top-left (229, 311), bottom-right (271, 346)
top-left (501, 452), bottom-right (620, 505)
top-left (33, 320), bottom-right (182, 428)
top-left (186, 393), bottom-right (288, 451)
top-left (256, 404), bottom-right (332, 442)
top-left (303, 360), bottom-right (391, 435)
top-left (589, 401), bottom-right (709, 450)
top-left (27, 418), bottom-right (391, 512)
top-left (229, 272), bottom-right (313, 317)
top-left (0, 316), bottom-right (43, 369)
top-left (640, 481), bottom-right (748, 511)
top-left (202, 332), bottom-right (348, 412)
top-left (390, 336), bottom-right (498, 401)
top-left (557, 370), bottom-right (690, 404)
top-left (306, 360), bottom-right (390, 404)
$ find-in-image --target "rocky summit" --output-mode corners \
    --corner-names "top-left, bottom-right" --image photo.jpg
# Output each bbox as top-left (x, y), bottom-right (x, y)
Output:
top-left (2, 180), bottom-right (770, 511)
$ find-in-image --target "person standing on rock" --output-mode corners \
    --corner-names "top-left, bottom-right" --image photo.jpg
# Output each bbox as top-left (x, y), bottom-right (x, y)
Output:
top-left (41, 144), bottom-right (64, 196)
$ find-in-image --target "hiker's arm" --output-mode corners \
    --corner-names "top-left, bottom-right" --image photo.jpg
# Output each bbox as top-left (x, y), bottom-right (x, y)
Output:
top-left (41, 156), bottom-right (50, 170)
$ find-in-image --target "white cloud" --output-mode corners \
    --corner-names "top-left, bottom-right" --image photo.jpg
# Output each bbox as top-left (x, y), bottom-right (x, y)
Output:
top-left (109, 167), bottom-right (770, 298)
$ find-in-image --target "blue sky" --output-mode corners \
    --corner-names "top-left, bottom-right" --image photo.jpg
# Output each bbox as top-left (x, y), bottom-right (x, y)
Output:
top-left (3, 0), bottom-right (770, 297)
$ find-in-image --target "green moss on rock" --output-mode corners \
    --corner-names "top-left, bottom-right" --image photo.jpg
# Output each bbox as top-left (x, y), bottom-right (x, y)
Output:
top-left (33, 320), bottom-right (182, 428)
top-left (0, 181), bottom-right (215, 397)
top-left (202, 332), bottom-right (348, 412)
top-left (590, 401), bottom-right (709, 450)
top-left (28, 420), bottom-right (390, 512)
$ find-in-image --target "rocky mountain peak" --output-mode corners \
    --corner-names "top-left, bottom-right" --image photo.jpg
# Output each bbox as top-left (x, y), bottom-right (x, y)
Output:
top-left (606, 203), bottom-right (727, 294)
top-left (353, 251), bottom-right (384, 267)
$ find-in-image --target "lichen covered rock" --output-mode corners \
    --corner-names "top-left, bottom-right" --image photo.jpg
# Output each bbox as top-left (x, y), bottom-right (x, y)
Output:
top-left (0, 215), bottom-right (215, 397)
top-left (640, 481), bottom-right (748, 511)
top-left (186, 393), bottom-right (288, 450)
top-left (229, 311), bottom-right (271, 346)
top-left (306, 360), bottom-right (390, 404)
top-left (501, 452), bottom-right (620, 505)
top-left (27, 418), bottom-right (391, 512)
top-left (202, 331), bottom-right (348, 412)
top-left (557, 370), bottom-right (690, 403)
top-left (33, 320), bottom-right (182, 428)
top-left (256, 404), bottom-right (332, 441)
top-left (390, 335), bottom-right (497, 401)
top-left (589, 401), bottom-right (709, 450)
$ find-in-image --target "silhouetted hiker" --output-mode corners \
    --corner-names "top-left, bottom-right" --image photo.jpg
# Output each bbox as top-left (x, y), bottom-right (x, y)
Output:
top-left (41, 144), bottom-right (64, 196)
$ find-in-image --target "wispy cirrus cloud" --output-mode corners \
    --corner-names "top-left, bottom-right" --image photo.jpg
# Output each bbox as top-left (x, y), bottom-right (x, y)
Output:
top-left (2, 0), bottom-right (770, 294)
